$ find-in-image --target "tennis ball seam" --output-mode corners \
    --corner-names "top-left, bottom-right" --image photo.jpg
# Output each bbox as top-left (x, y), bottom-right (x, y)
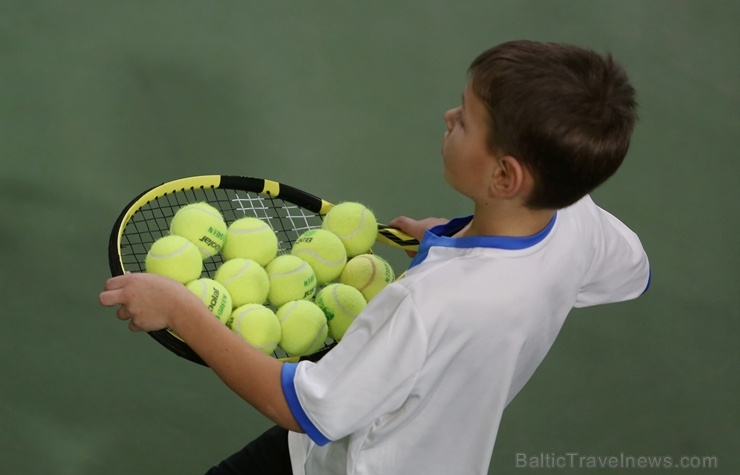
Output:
top-left (232, 312), bottom-right (255, 340)
top-left (277, 301), bottom-right (299, 324)
top-left (221, 260), bottom-right (254, 287)
top-left (306, 323), bottom-right (328, 353)
top-left (147, 241), bottom-right (193, 259)
top-left (230, 305), bottom-right (281, 354)
top-left (278, 302), bottom-right (327, 336)
top-left (331, 285), bottom-right (361, 318)
top-left (325, 208), bottom-right (369, 239)
top-left (278, 301), bottom-right (328, 355)
top-left (269, 260), bottom-right (311, 278)
top-left (189, 280), bottom-right (207, 300)
top-left (353, 255), bottom-right (377, 292)
top-left (233, 314), bottom-right (280, 351)
top-left (292, 249), bottom-right (346, 267)
top-left (187, 279), bottom-right (232, 321)
top-left (146, 236), bottom-right (202, 284)
top-left (170, 203), bottom-right (227, 258)
top-left (229, 223), bottom-right (272, 235)
top-left (172, 205), bottom-right (223, 223)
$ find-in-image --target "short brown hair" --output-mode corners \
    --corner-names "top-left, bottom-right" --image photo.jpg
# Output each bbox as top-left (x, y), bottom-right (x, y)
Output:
top-left (469, 40), bottom-right (637, 209)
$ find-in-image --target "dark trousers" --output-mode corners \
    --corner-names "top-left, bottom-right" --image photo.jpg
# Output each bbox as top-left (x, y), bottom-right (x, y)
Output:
top-left (204, 425), bottom-right (292, 475)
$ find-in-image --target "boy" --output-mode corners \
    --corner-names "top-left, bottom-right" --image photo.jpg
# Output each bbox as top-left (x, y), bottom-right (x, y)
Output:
top-left (100, 40), bottom-right (650, 474)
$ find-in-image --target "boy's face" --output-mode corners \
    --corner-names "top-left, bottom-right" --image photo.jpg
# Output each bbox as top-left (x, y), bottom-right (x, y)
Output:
top-left (441, 82), bottom-right (497, 202)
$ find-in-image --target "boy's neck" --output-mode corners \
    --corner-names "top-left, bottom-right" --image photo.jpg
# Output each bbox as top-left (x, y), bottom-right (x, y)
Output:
top-left (459, 201), bottom-right (556, 238)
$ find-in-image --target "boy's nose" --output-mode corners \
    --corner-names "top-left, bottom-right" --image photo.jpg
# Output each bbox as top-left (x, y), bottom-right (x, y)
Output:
top-left (443, 108), bottom-right (457, 132)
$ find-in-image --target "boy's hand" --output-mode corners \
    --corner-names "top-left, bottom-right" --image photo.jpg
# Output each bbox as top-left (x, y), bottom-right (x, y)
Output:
top-left (388, 216), bottom-right (449, 257)
top-left (389, 216), bottom-right (449, 240)
top-left (99, 273), bottom-right (201, 332)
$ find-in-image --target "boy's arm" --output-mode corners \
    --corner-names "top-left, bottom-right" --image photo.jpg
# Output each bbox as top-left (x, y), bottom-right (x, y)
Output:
top-left (99, 273), bottom-right (302, 432)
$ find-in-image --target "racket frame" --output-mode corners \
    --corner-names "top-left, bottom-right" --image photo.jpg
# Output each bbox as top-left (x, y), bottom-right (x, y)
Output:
top-left (108, 175), bottom-right (417, 366)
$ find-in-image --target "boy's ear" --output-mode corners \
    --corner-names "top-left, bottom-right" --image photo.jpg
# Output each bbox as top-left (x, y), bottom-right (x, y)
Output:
top-left (490, 155), bottom-right (531, 199)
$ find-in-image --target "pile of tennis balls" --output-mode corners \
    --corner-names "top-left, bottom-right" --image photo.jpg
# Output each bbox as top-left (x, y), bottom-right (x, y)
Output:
top-left (144, 201), bottom-right (396, 357)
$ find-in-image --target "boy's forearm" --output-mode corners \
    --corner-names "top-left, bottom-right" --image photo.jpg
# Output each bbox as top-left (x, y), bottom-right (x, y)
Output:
top-left (169, 307), bottom-right (303, 433)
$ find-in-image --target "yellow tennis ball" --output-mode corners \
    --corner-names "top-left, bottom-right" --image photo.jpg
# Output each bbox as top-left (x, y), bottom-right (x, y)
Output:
top-left (277, 300), bottom-right (328, 357)
top-left (315, 283), bottom-right (367, 341)
top-left (170, 202), bottom-right (227, 258)
top-left (144, 235), bottom-right (203, 284)
top-left (291, 229), bottom-right (347, 284)
top-left (226, 304), bottom-right (281, 355)
top-left (339, 254), bottom-right (395, 302)
top-left (322, 202), bottom-right (378, 257)
top-left (186, 278), bottom-right (233, 324)
top-left (221, 217), bottom-right (279, 266)
top-left (265, 255), bottom-right (317, 307)
top-left (214, 258), bottom-right (270, 307)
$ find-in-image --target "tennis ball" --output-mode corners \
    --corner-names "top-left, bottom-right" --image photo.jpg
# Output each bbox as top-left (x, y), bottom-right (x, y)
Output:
top-left (339, 254), bottom-right (395, 302)
top-left (291, 229), bottom-right (347, 284)
top-left (145, 235), bottom-right (203, 284)
top-left (265, 255), bottom-right (317, 307)
top-left (186, 278), bottom-right (233, 324)
top-left (315, 283), bottom-right (367, 341)
top-left (277, 300), bottom-right (328, 357)
top-left (214, 258), bottom-right (270, 307)
top-left (221, 217), bottom-right (279, 266)
top-left (170, 202), bottom-right (227, 258)
top-left (322, 202), bottom-right (378, 257)
top-left (226, 304), bottom-right (281, 355)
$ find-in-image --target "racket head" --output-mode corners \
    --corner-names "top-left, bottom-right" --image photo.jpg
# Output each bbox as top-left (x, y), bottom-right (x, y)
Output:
top-left (108, 175), bottom-right (418, 365)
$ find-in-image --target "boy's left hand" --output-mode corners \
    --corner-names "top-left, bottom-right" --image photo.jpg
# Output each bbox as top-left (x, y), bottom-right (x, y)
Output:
top-left (389, 216), bottom-right (449, 241)
top-left (389, 216), bottom-right (449, 257)
top-left (99, 273), bottom-right (198, 332)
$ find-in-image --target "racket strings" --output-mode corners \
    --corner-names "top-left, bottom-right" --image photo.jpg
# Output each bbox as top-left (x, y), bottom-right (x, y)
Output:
top-left (120, 186), bottom-right (324, 277)
top-left (119, 185), bottom-right (335, 362)
top-left (229, 191), bottom-right (322, 254)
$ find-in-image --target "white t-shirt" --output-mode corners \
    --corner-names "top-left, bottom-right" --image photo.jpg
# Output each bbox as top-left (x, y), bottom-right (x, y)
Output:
top-left (281, 195), bottom-right (650, 475)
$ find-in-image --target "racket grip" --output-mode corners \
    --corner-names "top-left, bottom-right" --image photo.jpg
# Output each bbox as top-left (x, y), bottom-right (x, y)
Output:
top-left (376, 225), bottom-right (419, 250)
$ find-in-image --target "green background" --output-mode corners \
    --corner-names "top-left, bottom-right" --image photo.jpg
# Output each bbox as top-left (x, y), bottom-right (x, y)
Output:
top-left (2, 1), bottom-right (738, 473)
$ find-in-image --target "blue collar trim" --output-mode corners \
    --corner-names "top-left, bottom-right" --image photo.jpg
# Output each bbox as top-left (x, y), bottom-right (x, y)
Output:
top-left (408, 213), bottom-right (557, 269)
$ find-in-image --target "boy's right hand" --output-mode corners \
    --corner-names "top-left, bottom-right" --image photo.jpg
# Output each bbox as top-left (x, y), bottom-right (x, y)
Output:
top-left (388, 216), bottom-right (449, 257)
top-left (99, 273), bottom-right (204, 333)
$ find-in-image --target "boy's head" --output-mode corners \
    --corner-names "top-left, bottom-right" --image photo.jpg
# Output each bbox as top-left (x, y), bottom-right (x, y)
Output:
top-left (468, 40), bottom-right (637, 210)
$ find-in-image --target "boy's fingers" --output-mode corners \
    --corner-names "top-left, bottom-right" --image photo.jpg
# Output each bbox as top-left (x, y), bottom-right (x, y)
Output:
top-left (103, 273), bottom-right (134, 289)
top-left (388, 216), bottom-right (413, 230)
top-left (388, 216), bottom-right (423, 240)
top-left (387, 216), bottom-right (407, 226)
top-left (100, 274), bottom-right (141, 306)
top-left (115, 305), bottom-right (130, 321)
top-left (99, 288), bottom-right (125, 307)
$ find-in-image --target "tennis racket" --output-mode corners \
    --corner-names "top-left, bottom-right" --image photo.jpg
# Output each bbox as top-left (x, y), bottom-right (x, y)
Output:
top-left (107, 175), bottom-right (419, 366)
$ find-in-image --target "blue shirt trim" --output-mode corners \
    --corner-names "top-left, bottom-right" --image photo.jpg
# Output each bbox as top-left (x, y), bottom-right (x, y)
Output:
top-left (281, 363), bottom-right (331, 446)
top-left (642, 269), bottom-right (652, 294)
top-left (409, 214), bottom-right (557, 269)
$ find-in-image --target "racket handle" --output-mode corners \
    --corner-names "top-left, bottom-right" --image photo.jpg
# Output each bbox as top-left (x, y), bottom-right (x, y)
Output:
top-left (376, 225), bottom-right (419, 250)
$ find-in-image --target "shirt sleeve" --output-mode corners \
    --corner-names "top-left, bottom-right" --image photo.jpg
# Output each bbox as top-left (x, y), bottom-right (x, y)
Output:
top-left (281, 283), bottom-right (427, 444)
top-left (574, 197), bottom-right (651, 308)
